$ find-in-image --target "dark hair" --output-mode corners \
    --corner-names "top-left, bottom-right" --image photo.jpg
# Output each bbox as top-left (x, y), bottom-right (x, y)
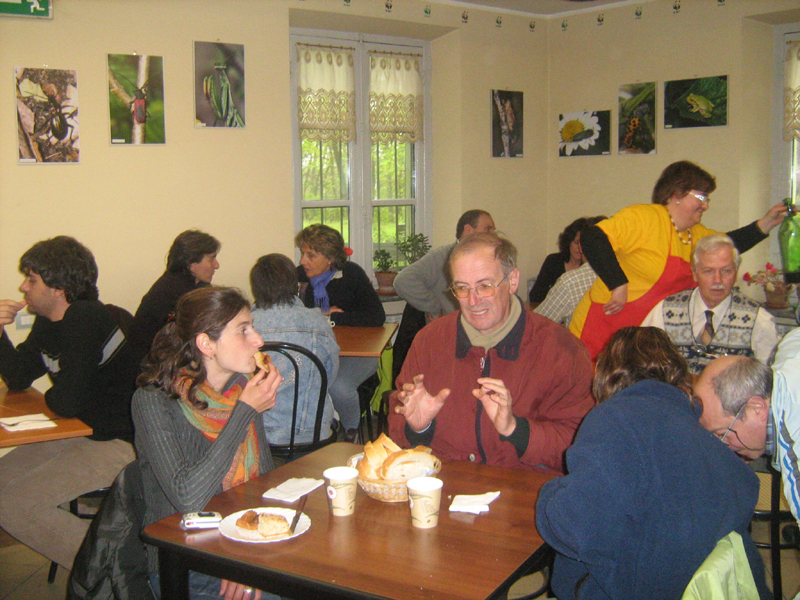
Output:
top-left (19, 236), bottom-right (99, 303)
top-left (449, 232), bottom-right (517, 279)
top-left (250, 254), bottom-right (298, 309)
top-left (557, 218), bottom-right (590, 261)
top-left (456, 210), bottom-right (492, 240)
top-left (166, 230), bottom-right (221, 275)
top-left (137, 286), bottom-right (250, 407)
top-left (651, 161), bottom-right (716, 205)
top-left (294, 224), bottom-right (348, 270)
top-left (593, 327), bottom-right (693, 403)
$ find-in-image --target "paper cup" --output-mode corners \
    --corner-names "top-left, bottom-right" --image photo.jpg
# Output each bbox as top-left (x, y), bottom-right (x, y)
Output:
top-left (323, 466), bottom-right (358, 516)
top-left (407, 476), bottom-right (443, 529)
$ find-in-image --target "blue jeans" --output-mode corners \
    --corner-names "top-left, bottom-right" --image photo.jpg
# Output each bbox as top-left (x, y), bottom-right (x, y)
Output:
top-left (328, 356), bottom-right (379, 429)
top-left (149, 572), bottom-right (283, 600)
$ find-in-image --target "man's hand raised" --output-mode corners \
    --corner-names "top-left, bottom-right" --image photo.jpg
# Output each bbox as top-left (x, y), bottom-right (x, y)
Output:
top-left (394, 374), bottom-right (450, 433)
top-left (0, 300), bottom-right (27, 332)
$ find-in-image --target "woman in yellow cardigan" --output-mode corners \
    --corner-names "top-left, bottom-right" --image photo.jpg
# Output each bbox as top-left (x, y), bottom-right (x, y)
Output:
top-left (570, 161), bottom-right (787, 360)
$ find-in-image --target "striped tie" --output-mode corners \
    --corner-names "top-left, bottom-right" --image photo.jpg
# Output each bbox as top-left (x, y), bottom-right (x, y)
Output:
top-left (701, 310), bottom-right (715, 346)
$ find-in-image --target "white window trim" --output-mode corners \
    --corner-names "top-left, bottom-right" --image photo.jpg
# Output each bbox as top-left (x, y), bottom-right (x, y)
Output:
top-left (289, 28), bottom-right (432, 271)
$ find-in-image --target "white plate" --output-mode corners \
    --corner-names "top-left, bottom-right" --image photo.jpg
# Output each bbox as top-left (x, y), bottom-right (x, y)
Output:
top-left (218, 507), bottom-right (310, 544)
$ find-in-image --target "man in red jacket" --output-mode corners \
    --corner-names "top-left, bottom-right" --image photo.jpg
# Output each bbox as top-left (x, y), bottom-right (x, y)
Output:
top-left (388, 233), bottom-right (594, 473)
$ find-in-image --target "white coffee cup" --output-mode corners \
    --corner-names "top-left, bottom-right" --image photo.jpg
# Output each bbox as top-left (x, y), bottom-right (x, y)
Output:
top-left (407, 476), bottom-right (443, 529)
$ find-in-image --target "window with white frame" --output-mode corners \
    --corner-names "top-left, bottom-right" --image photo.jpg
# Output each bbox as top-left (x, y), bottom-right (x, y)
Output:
top-left (291, 32), bottom-right (430, 272)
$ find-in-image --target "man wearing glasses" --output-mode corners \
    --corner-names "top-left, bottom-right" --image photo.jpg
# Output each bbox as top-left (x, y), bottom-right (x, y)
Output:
top-left (695, 328), bottom-right (800, 521)
top-left (388, 232), bottom-right (594, 473)
top-left (642, 234), bottom-right (779, 375)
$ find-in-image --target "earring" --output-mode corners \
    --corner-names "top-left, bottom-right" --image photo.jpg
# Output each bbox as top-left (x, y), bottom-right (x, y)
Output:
top-left (676, 200), bottom-right (681, 205)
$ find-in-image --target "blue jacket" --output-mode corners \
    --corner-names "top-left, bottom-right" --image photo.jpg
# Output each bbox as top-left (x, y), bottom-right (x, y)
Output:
top-left (252, 298), bottom-right (339, 445)
top-left (536, 380), bottom-right (767, 600)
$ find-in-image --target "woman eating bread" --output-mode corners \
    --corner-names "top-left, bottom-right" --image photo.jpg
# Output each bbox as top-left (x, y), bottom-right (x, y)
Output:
top-left (133, 286), bottom-right (283, 600)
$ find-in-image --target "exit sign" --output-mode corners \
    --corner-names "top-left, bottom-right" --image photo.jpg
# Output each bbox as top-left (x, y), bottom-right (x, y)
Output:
top-left (0, 0), bottom-right (51, 18)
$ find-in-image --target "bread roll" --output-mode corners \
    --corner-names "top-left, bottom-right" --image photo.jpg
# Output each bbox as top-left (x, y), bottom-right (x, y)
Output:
top-left (257, 513), bottom-right (290, 539)
top-left (374, 433), bottom-right (401, 454)
top-left (254, 351), bottom-right (271, 373)
top-left (379, 447), bottom-right (441, 481)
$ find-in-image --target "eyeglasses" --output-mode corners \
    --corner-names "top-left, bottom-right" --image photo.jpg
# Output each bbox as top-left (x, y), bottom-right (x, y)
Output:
top-left (450, 277), bottom-right (508, 299)
top-left (688, 191), bottom-right (710, 204)
top-left (718, 403), bottom-right (746, 445)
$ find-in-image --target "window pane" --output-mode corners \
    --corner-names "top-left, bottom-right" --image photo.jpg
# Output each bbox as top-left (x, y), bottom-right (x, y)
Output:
top-left (301, 138), bottom-right (350, 202)
top-left (371, 141), bottom-right (416, 200)
top-left (302, 207), bottom-right (350, 246)
top-left (372, 205), bottom-right (414, 268)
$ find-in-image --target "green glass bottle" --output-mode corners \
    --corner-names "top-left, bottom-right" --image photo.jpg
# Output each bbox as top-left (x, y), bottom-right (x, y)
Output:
top-left (780, 197), bottom-right (800, 284)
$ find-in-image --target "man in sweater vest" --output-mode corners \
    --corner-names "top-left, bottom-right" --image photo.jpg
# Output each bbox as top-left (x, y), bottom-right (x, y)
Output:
top-left (642, 234), bottom-right (779, 375)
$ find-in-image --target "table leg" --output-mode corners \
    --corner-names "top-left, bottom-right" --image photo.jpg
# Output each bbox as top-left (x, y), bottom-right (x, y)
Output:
top-left (158, 547), bottom-right (191, 600)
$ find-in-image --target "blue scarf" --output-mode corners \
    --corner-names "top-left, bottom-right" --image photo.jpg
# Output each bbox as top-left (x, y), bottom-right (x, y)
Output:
top-left (310, 268), bottom-right (336, 313)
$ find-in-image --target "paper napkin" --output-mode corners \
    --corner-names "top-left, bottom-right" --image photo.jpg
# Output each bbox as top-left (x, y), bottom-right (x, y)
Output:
top-left (0, 413), bottom-right (58, 432)
top-left (262, 477), bottom-right (324, 502)
top-left (449, 491), bottom-right (501, 514)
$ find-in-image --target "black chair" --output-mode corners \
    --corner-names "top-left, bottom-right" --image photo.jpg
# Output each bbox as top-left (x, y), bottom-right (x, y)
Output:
top-left (751, 461), bottom-right (799, 599)
top-left (260, 342), bottom-right (336, 462)
top-left (48, 488), bottom-right (111, 583)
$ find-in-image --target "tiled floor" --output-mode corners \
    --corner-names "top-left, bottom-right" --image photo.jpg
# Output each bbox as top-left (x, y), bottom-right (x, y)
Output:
top-left (1, 525), bottom-right (798, 600)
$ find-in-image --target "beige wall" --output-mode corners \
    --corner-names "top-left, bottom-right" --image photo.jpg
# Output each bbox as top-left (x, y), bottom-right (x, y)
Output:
top-left (1, 0), bottom-right (798, 351)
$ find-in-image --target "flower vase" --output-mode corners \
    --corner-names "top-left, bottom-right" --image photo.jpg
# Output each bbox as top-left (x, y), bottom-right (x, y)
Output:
top-left (763, 284), bottom-right (790, 309)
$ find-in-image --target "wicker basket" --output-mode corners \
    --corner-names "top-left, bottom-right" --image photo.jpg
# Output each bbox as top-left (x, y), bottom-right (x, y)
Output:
top-left (347, 453), bottom-right (441, 503)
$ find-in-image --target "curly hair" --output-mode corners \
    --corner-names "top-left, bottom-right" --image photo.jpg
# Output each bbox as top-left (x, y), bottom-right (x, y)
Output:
top-left (250, 254), bottom-right (298, 309)
top-left (166, 230), bottom-right (221, 275)
top-left (19, 236), bottom-right (99, 303)
top-left (294, 224), bottom-right (348, 270)
top-left (137, 286), bottom-right (250, 407)
top-left (593, 327), bottom-right (692, 403)
top-left (651, 160), bottom-right (716, 206)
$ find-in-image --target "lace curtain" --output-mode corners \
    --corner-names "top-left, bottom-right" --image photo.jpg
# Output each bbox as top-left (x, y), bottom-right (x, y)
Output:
top-left (785, 40), bottom-right (800, 142)
top-left (369, 51), bottom-right (424, 143)
top-left (297, 44), bottom-right (356, 142)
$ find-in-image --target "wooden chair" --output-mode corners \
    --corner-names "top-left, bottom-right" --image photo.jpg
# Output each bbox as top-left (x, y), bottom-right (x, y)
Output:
top-left (260, 342), bottom-right (336, 462)
top-left (750, 462), bottom-right (799, 599)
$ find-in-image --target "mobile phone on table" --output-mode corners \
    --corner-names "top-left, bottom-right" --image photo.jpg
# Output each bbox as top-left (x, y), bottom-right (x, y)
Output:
top-left (180, 511), bottom-right (222, 530)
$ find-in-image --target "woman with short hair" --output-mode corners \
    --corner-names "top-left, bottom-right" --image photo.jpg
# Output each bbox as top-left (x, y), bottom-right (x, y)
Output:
top-left (250, 253), bottom-right (339, 449)
top-left (536, 327), bottom-right (768, 600)
top-left (129, 230), bottom-right (221, 364)
top-left (295, 224), bottom-right (385, 440)
top-left (133, 286), bottom-right (282, 600)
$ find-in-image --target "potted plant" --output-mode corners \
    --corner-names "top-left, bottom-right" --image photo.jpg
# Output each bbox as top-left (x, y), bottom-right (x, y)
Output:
top-left (373, 249), bottom-right (397, 295)
top-left (396, 233), bottom-right (432, 265)
top-left (743, 262), bottom-right (796, 308)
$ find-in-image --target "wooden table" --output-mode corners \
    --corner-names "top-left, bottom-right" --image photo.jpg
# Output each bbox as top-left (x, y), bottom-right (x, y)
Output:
top-left (142, 442), bottom-right (554, 600)
top-left (0, 383), bottom-right (92, 448)
top-left (334, 323), bottom-right (398, 357)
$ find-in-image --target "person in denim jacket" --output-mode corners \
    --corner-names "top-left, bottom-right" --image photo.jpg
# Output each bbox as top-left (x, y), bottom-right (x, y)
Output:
top-left (250, 254), bottom-right (339, 446)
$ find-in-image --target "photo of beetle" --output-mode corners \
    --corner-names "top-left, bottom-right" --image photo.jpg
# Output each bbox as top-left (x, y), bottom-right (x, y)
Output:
top-left (108, 53), bottom-right (165, 144)
top-left (16, 67), bottom-right (80, 163)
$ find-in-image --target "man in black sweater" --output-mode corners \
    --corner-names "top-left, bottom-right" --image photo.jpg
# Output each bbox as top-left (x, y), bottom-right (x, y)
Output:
top-left (0, 236), bottom-right (137, 569)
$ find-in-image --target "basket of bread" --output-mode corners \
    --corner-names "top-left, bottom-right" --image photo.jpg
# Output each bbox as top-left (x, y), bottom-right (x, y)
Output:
top-left (347, 433), bottom-right (441, 503)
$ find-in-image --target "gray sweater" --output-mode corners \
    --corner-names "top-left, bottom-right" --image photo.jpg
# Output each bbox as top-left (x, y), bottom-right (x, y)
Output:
top-left (393, 242), bottom-right (459, 317)
top-left (132, 375), bottom-right (274, 572)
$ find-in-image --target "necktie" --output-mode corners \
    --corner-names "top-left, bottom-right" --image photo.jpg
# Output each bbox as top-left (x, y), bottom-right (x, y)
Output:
top-left (701, 310), bottom-right (715, 346)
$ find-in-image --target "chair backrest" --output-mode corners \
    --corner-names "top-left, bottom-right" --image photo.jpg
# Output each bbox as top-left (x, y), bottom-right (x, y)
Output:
top-left (260, 341), bottom-right (334, 460)
top-left (106, 304), bottom-right (134, 339)
top-left (680, 531), bottom-right (758, 600)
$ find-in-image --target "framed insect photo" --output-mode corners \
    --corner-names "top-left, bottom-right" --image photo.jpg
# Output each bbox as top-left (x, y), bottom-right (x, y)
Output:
top-left (491, 90), bottom-right (523, 157)
top-left (194, 42), bottom-right (245, 128)
top-left (558, 110), bottom-right (611, 157)
top-left (618, 82), bottom-right (656, 155)
top-left (664, 75), bottom-right (727, 129)
top-left (108, 54), bottom-right (166, 144)
top-left (16, 67), bottom-right (79, 164)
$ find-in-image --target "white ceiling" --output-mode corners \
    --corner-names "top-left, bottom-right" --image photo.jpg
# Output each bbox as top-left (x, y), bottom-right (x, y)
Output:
top-left (438, 0), bottom-right (651, 17)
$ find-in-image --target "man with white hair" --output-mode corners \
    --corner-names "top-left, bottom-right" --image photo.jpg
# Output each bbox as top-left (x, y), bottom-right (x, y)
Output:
top-left (642, 234), bottom-right (779, 374)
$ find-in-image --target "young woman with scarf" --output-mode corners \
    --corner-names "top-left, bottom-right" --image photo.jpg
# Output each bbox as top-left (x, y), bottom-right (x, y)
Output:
top-left (133, 286), bottom-right (283, 600)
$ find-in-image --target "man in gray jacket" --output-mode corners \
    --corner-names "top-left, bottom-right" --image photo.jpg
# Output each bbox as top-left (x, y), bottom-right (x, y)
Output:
top-left (394, 209), bottom-right (495, 321)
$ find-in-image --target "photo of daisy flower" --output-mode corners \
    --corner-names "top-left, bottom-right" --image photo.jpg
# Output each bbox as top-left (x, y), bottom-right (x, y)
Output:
top-left (558, 110), bottom-right (610, 157)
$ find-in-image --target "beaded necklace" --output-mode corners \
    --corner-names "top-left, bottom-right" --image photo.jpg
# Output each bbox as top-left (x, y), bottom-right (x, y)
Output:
top-left (667, 209), bottom-right (692, 245)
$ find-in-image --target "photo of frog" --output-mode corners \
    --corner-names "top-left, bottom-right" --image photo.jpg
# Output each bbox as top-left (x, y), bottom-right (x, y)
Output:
top-left (664, 75), bottom-right (727, 129)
